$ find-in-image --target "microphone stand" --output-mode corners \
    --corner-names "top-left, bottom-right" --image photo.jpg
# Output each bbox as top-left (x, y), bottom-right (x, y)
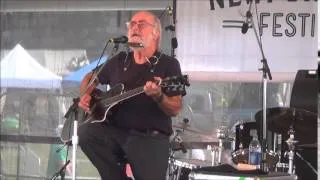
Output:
top-left (164, 0), bottom-right (178, 58)
top-left (50, 160), bottom-right (71, 180)
top-left (245, 3), bottom-right (272, 173)
top-left (62, 98), bottom-right (80, 180)
top-left (62, 40), bottom-right (121, 180)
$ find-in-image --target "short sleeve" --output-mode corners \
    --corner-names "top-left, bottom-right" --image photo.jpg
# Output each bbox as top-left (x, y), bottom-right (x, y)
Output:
top-left (163, 57), bottom-right (186, 97)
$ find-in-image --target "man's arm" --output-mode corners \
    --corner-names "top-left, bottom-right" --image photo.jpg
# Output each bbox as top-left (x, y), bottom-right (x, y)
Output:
top-left (144, 78), bottom-right (182, 116)
top-left (78, 71), bottom-right (99, 112)
top-left (79, 71), bottom-right (99, 96)
top-left (154, 93), bottom-right (182, 116)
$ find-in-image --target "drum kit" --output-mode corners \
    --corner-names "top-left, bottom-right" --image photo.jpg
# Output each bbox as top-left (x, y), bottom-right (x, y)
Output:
top-left (167, 107), bottom-right (317, 180)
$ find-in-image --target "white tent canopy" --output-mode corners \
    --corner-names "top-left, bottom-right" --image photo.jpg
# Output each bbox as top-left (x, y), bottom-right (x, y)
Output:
top-left (0, 44), bottom-right (62, 89)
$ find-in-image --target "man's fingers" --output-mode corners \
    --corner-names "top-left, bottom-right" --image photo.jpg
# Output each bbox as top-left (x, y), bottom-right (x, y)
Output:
top-left (78, 94), bottom-right (91, 112)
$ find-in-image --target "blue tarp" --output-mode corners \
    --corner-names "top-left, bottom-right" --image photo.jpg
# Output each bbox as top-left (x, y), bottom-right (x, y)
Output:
top-left (62, 56), bottom-right (107, 88)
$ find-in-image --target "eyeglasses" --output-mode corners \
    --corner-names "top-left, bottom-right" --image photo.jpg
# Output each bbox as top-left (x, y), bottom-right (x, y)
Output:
top-left (126, 20), bottom-right (155, 29)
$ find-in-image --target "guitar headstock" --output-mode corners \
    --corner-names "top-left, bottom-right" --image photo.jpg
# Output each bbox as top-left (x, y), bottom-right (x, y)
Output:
top-left (160, 75), bottom-right (190, 95)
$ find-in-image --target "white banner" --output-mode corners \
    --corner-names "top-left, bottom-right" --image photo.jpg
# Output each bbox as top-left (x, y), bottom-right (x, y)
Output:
top-left (176, 0), bottom-right (317, 75)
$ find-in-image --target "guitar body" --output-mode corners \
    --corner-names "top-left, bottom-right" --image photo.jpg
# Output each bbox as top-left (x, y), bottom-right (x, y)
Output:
top-left (86, 84), bottom-right (124, 123)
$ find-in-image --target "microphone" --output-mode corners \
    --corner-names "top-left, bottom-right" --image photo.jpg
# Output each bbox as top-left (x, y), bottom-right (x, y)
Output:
top-left (241, 0), bottom-right (253, 34)
top-left (108, 35), bottom-right (128, 44)
top-left (127, 42), bottom-right (144, 48)
top-left (108, 36), bottom-right (144, 48)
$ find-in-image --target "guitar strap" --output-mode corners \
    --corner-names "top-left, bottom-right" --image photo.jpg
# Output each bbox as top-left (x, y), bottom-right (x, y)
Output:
top-left (147, 51), bottom-right (162, 74)
top-left (123, 50), bottom-right (162, 74)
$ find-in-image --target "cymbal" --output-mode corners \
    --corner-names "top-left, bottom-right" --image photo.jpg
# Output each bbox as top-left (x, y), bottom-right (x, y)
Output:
top-left (172, 123), bottom-right (202, 134)
top-left (172, 123), bottom-right (218, 142)
top-left (297, 143), bottom-right (317, 149)
top-left (255, 107), bottom-right (317, 141)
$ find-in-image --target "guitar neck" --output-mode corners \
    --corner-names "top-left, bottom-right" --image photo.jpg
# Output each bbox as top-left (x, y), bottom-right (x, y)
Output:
top-left (104, 86), bottom-right (145, 105)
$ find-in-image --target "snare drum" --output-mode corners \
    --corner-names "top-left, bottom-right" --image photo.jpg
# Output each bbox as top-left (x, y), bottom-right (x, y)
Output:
top-left (276, 163), bottom-right (289, 173)
top-left (173, 149), bottom-right (214, 167)
top-left (167, 158), bottom-right (197, 180)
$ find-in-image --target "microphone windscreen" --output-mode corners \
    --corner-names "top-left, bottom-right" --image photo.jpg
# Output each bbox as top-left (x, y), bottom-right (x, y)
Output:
top-left (241, 23), bottom-right (249, 34)
top-left (171, 38), bottom-right (178, 49)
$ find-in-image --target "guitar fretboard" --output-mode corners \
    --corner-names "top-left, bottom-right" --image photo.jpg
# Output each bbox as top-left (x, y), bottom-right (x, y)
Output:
top-left (100, 86), bottom-right (145, 106)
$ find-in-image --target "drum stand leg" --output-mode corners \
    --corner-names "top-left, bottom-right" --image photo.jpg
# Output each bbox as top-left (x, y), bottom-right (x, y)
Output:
top-left (218, 139), bottom-right (223, 164)
top-left (285, 127), bottom-right (297, 175)
top-left (207, 145), bottom-right (218, 166)
top-left (287, 150), bottom-right (294, 174)
top-left (216, 127), bottom-right (226, 165)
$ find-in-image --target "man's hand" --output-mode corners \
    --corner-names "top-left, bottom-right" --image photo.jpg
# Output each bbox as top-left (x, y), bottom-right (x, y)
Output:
top-left (144, 77), bottom-right (163, 101)
top-left (78, 83), bottom-right (96, 112)
top-left (78, 93), bottom-right (92, 112)
top-left (144, 77), bottom-right (181, 116)
top-left (78, 72), bottom-right (98, 112)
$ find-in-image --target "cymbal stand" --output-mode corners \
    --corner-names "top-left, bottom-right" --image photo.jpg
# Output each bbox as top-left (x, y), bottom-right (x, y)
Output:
top-left (166, 153), bottom-right (176, 180)
top-left (207, 145), bottom-right (218, 166)
top-left (216, 126), bottom-right (227, 164)
top-left (167, 130), bottom-right (185, 180)
top-left (295, 152), bottom-right (318, 175)
top-left (285, 127), bottom-right (298, 175)
top-left (238, 122), bottom-right (244, 152)
top-left (275, 134), bottom-right (282, 165)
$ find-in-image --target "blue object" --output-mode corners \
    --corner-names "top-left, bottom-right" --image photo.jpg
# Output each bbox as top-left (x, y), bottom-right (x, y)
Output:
top-left (62, 56), bottom-right (108, 88)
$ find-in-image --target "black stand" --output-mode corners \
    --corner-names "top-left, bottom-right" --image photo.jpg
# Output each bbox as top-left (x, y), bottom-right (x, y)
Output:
top-left (50, 160), bottom-right (71, 180)
top-left (50, 98), bottom-right (79, 180)
top-left (244, 2), bottom-right (272, 172)
top-left (164, 0), bottom-right (178, 58)
top-left (65, 98), bottom-right (80, 180)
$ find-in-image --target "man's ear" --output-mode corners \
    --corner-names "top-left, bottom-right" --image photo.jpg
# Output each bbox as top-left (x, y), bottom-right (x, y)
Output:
top-left (152, 29), bottom-right (160, 40)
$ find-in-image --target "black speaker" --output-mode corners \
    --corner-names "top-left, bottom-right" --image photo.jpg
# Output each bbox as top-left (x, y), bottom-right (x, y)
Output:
top-left (290, 69), bottom-right (317, 180)
top-left (290, 69), bottom-right (318, 113)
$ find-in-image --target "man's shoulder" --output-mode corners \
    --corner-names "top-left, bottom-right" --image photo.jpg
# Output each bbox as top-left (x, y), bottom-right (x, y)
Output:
top-left (159, 53), bottom-right (179, 63)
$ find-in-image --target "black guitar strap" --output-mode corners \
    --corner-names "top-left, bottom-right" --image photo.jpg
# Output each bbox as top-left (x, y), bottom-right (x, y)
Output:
top-left (123, 50), bottom-right (162, 74)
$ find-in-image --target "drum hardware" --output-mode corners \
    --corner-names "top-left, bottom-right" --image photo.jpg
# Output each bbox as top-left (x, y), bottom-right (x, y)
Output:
top-left (216, 126), bottom-right (228, 165)
top-left (172, 120), bottom-right (201, 134)
top-left (206, 145), bottom-right (218, 166)
top-left (274, 134), bottom-right (282, 162)
top-left (171, 129), bottom-right (187, 153)
top-left (296, 143), bottom-right (317, 149)
top-left (275, 163), bottom-right (289, 172)
top-left (255, 107), bottom-right (317, 142)
top-left (295, 152), bottom-right (318, 176)
top-left (172, 122), bottom-right (217, 143)
top-left (285, 126), bottom-right (298, 175)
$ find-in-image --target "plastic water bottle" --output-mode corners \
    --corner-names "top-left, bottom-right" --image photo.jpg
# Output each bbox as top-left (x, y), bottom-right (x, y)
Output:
top-left (248, 133), bottom-right (261, 166)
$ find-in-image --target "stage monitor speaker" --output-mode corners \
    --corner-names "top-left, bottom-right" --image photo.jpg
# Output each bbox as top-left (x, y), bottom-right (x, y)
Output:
top-left (290, 69), bottom-right (318, 113)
